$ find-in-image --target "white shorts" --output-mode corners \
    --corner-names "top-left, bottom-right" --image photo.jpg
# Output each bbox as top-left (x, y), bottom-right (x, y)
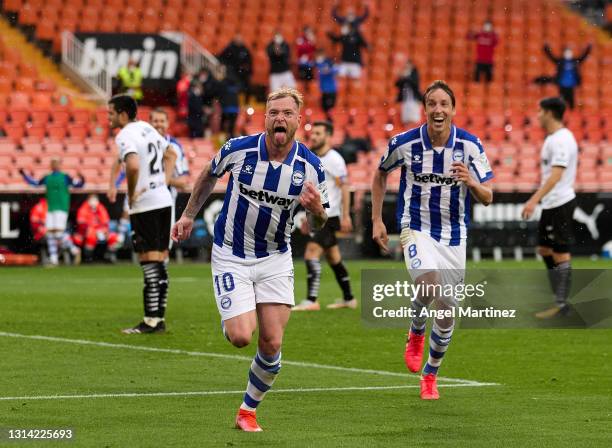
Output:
top-left (211, 244), bottom-right (295, 320)
top-left (45, 211), bottom-right (68, 232)
top-left (269, 71), bottom-right (296, 92)
top-left (401, 228), bottom-right (465, 289)
top-left (338, 62), bottom-right (362, 79)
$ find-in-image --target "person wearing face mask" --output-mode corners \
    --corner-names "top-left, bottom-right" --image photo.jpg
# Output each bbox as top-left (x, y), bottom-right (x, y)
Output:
top-left (543, 43), bottom-right (592, 109)
top-left (332, 0), bottom-right (369, 31)
top-left (327, 24), bottom-right (368, 79)
top-left (74, 194), bottom-right (121, 262)
top-left (296, 26), bottom-right (317, 88)
top-left (315, 48), bottom-right (339, 121)
top-left (467, 21), bottom-right (498, 83)
top-left (266, 32), bottom-right (296, 92)
top-left (395, 59), bottom-right (422, 126)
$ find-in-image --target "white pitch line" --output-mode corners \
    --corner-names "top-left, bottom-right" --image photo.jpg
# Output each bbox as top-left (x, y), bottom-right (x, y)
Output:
top-left (0, 331), bottom-right (499, 386)
top-left (0, 383), bottom-right (498, 402)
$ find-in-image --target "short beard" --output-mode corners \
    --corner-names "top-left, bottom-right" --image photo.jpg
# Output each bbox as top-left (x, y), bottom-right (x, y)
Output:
top-left (310, 141), bottom-right (324, 152)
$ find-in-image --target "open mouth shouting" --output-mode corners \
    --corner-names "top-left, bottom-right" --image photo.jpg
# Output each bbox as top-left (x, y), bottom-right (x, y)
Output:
top-left (273, 125), bottom-right (288, 144)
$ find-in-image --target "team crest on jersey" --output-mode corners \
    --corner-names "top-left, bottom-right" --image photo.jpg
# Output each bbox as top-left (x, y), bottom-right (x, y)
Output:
top-left (292, 170), bottom-right (305, 186)
top-left (452, 150), bottom-right (464, 162)
top-left (220, 296), bottom-right (232, 309)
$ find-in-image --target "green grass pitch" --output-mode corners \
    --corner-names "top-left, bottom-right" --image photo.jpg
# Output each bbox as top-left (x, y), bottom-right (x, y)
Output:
top-left (1, 259), bottom-right (611, 447)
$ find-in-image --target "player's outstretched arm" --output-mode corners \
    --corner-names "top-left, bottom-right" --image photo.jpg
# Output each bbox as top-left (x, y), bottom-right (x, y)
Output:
top-left (299, 182), bottom-right (327, 231)
top-left (451, 161), bottom-right (493, 206)
top-left (172, 161), bottom-right (217, 242)
top-left (371, 169), bottom-right (389, 253)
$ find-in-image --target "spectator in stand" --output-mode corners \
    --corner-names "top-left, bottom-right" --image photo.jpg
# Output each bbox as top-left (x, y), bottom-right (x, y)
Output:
top-left (467, 21), bottom-right (499, 83)
top-left (29, 198), bottom-right (81, 265)
top-left (315, 48), bottom-right (339, 122)
top-left (395, 59), bottom-right (422, 126)
top-left (327, 25), bottom-right (368, 80)
top-left (332, 0), bottom-right (369, 31)
top-left (117, 58), bottom-right (144, 102)
top-left (74, 194), bottom-right (121, 262)
top-left (20, 158), bottom-right (84, 266)
top-left (543, 43), bottom-right (592, 109)
top-left (218, 65), bottom-right (241, 139)
top-left (187, 81), bottom-right (204, 138)
top-left (176, 68), bottom-right (192, 121)
top-left (296, 26), bottom-right (317, 90)
top-left (198, 68), bottom-right (221, 135)
top-left (218, 34), bottom-right (253, 103)
top-left (266, 31), bottom-right (296, 92)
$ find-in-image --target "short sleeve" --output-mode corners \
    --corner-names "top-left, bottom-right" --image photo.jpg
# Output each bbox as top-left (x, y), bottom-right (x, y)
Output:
top-left (312, 160), bottom-right (330, 209)
top-left (378, 137), bottom-right (405, 172)
top-left (210, 139), bottom-right (237, 177)
top-left (550, 138), bottom-right (570, 168)
top-left (116, 133), bottom-right (137, 161)
top-left (467, 139), bottom-right (494, 183)
top-left (330, 153), bottom-right (348, 182)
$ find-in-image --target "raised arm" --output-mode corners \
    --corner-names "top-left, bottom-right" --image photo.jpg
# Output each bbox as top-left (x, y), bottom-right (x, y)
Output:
top-left (19, 169), bottom-right (43, 186)
top-left (577, 44), bottom-right (592, 63)
top-left (543, 44), bottom-right (559, 63)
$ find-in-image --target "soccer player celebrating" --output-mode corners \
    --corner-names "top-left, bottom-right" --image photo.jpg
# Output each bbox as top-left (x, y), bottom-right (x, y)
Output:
top-left (172, 88), bottom-right (328, 431)
top-left (294, 121), bottom-right (355, 310)
top-left (371, 80), bottom-right (493, 400)
top-left (522, 97), bottom-right (577, 319)
top-left (20, 158), bottom-right (84, 266)
top-left (108, 95), bottom-right (176, 334)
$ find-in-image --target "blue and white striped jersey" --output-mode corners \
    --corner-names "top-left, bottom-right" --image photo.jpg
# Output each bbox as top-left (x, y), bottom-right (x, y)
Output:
top-left (166, 134), bottom-right (189, 201)
top-left (211, 133), bottom-right (329, 259)
top-left (379, 124), bottom-right (493, 246)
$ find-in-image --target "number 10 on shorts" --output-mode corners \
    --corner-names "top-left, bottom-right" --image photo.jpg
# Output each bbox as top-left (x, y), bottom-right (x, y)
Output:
top-left (214, 273), bottom-right (235, 295)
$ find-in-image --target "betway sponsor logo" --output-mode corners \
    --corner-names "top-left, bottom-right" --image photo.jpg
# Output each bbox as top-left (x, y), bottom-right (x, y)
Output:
top-left (413, 173), bottom-right (459, 186)
top-left (78, 37), bottom-right (178, 78)
top-left (239, 184), bottom-right (295, 209)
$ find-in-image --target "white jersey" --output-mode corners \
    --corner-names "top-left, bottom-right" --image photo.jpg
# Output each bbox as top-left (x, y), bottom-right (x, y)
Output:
top-left (379, 124), bottom-right (493, 246)
top-left (116, 121), bottom-right (173, 215)
top-left (540, 127), bottom-right (577, 210)
top-left (211, 133), bottom-right (329, 259)
top-left (166, 134), bottom-right (189, 202)
top-left (317, 149), bottom-right (347, 218)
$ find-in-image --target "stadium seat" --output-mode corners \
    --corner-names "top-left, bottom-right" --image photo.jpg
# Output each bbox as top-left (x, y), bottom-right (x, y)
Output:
top-left (46, 124), bottom-right (68, 140)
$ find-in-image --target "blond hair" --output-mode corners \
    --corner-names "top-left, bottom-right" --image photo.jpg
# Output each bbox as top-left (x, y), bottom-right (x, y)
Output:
top-left (266, 87), bottom-right (304, 110)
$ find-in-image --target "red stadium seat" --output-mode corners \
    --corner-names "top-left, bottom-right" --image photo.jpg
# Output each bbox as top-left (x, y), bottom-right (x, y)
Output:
top-left (46, 124), bottom-right (67, 140)
top-left (2, 124), bottom-right (26, 143)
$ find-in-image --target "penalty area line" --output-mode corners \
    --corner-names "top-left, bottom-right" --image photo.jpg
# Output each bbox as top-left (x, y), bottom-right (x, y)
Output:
top-left (0, 331), bottom-right (499, 387)
top-left (0, 383), bottom-right (498, 402)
